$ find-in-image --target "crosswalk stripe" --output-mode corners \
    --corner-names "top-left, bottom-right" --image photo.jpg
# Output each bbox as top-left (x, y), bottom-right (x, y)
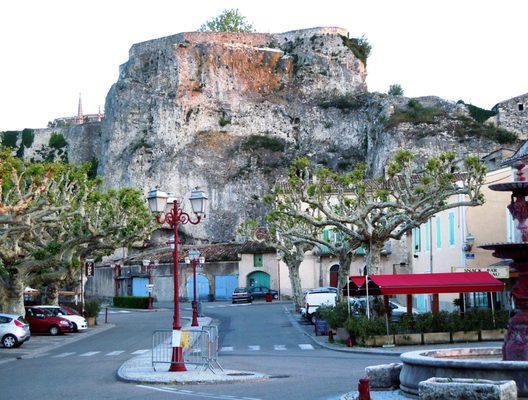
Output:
top-left (220, 346), bottom-right (234, 352)
top-left (248, 345), bottom-right (260, 351)
top-left (80, 351), bottom-right (100, 357)
top-left (131, 349), bottom-right (149, 355)
top-left (106, 350), bottom-right (125, 356)
top-left (53, 352), bottom-right (75, 358)
top-left (274, 345), bottom-right (286, 351)
top-left (298, 344), bottom-right (314, 350)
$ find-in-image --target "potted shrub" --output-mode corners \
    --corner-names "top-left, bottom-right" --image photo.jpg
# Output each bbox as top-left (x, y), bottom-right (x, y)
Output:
top-left (394, 314), bottom-right (422, 345)
top-left (357, 316), bottom-right (393, 347)
top-left (480, 309), bottom-right (508, 341)
top-left (84, 300), bottom-right (101, 326)
top-left (317, 303), bottom-right (349, 341)
top-left (450, 310), bottom-right (480, 342)
top-left (421, 311), bottom-right (451, 344)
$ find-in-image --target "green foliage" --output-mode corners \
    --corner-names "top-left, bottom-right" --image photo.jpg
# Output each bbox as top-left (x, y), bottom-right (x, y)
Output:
top-left (388, 99), bottom-right (445, 127)
top-left (242, 134), bottom-right (285, 152)
top-left (316, 302), bottom-right (350, 329)
top-left (457, 101), bottom-right (497, 124)
top-left (346, 315), bottom-right (389, 343)
top-left (21, 129), bottom-right (35, 148)
top-left (113, 296), bottom-right (149, 309)
top-left (318, 93), bottom-right (367, 111)
top-left (49, 132), bottom-right (67, 149)
top-left (1, 131), bottom-right (19, 148)
top-left (84, 300), bottom-right (101, 318)
top-left (199, 9), bottom-right (254, 32)
top-left (219, 114), bottom-right (231, 127)
top-left (87, 156), bottom-right (98, 179)
top-left (340, 35), bottom-right (371, 64)
top-left (455, 117), bottom-right (517, 144)
top-left (388, 84), bottom-right (404, 96)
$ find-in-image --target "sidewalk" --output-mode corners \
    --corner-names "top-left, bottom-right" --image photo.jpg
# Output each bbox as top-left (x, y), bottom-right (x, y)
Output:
top-left (284, 306), bottom-right (502, 356)
top-left (117, 317), bottom-right (269, 385)
top-left (0, 322), bottom-right (115, 365)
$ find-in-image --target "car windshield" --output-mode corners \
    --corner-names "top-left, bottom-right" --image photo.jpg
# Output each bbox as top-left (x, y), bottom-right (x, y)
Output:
top-left (234, 288), bottom-right (246, 293)
top-left (17, 316), bottom-right (28, 324)
top-left (41, 308), bottom-right (61, 316)
top-left (61, 306), bottom-right (79, 316)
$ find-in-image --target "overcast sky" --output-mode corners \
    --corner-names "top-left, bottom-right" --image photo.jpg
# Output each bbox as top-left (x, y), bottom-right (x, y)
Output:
top-left (1, 0), bottom-right (526, 130)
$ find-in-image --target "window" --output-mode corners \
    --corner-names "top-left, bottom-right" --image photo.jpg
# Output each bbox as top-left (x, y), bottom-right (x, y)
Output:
top-left (413, 227), bottom-right (421, 252)
top-left (436, 217), bottom-right (442, 248)
top-left (425, 221), bottom-right (431, 251)
top-left (448, 212), bottom-right (456, 246)
top-left (253, 254), bottom-right (263, 268)
top-left (518, 103), bottom-right (524, 111)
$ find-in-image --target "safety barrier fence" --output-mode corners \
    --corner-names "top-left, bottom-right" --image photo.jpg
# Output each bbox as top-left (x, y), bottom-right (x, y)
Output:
top-left (152, 326), bottom-right (222, 373)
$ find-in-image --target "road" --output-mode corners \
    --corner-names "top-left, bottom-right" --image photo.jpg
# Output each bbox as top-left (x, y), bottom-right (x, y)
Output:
top-left (0, 302), bottom-right (398, 399)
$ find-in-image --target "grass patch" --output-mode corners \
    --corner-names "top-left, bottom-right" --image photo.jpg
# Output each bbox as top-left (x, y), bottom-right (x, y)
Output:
top-left (242, 134), bottom-right (285, 152)
top-left (455, 117), bottom-right (517, 144)
top-left (466, 103), bottom-right (497, 123)
top-left (219, 113), bottom-right (231, 127)
top-left (340, 35), bottom-right (371, 64)
top-left (318, 94), bottom-right (367, 111)
top-left (49, 132), bottom-right (67, 149)
top-left (388, 99), bottom-right (445, 127)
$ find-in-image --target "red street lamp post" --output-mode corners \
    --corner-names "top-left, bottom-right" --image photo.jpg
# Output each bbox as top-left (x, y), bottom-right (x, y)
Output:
top-left (186, 251), bottom-right (206, 327)
top-left (147, 187), bottom-right (208, 372)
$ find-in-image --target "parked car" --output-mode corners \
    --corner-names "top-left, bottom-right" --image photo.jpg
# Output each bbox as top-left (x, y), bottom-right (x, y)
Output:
top-left (24, 307), bottom-right (73, 335)
top-left (248, 286), bottom-right (279, 300)
top-left (348, 297), bottom-right (420, 321)
top-left (300, 291), bottom-right (338, 322)
top-left (304, 287), bottom-right (338, 295)
top-left (0, 313), bottom-right (30, 348)
top-left (232, 288), bottom-right (252, 304)
top-left (34, 305), bottom-right (87, 332)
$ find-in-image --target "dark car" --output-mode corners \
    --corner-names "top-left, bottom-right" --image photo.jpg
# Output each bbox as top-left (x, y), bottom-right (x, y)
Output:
top-left (25, 307), bottom-right (73, 336)
top-left (248, 286), bottom-right (279, 300)
top-left (232, 288), bottom-right (252, 304)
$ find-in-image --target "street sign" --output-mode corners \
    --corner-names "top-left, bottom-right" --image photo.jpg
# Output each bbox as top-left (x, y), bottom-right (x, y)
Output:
top-left (85, 260), bottom-right (95, 277)
top-left (465, 253), bottom-right (476, 259)
top-left (464, 266), bottom-right (509, 279)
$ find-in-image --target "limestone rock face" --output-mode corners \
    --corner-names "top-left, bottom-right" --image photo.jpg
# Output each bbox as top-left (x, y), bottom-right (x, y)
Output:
top-left (95, 27), bottom-right (505, 242)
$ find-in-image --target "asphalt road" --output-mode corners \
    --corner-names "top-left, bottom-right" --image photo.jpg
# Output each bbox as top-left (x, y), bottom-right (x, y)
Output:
top-left (0, 302), bottom-right (398, 399)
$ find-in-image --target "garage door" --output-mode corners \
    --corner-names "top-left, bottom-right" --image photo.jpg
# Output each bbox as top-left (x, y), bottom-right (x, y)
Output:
top-left (214, 275), bottom-right (238, 300)
top-left (186, 274), bottom-right (210, 300)
top-left (247, 271), bottom-right (270, 289)
top-left (132, 277), bottom-right (149, 297)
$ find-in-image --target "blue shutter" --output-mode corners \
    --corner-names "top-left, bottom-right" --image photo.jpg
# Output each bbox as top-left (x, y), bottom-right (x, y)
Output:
top-left (413, 227), bottom-right (421, 252)
top-left (425, 221), bottom-right (430, 251)
top-left (436, 217), bottom-right (442, 248)
top-left (448, 212), bottom-right (455, 246)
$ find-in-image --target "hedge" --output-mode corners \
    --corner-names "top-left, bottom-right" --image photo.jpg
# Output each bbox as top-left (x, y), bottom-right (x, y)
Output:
top-left (113, 296), bottom-right (149, 309)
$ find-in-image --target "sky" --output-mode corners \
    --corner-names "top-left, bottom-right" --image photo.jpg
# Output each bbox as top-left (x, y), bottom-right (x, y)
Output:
top-left (1, 0), bottom-right (527, 131)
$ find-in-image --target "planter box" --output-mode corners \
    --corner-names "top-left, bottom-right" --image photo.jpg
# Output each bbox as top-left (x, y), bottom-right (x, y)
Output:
top-left (419, 377), bottom-right (517, 400)
top-left (481, 328), bottom-right (506, 341)
top-left (364, 334), bottom-right (393, 347)
top-left (336, 327), bottom-right (349, 341)
top-left (423, 332), bottom-right (451, 345)
top-left (394, 333), bottom-right (422, 346)
top-left (86, 317), bottom-right (96, 327)
top-left (452, 330), bottom-right (480, 342)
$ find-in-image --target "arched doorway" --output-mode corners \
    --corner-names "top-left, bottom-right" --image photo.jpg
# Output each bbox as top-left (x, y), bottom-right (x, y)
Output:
top-left (329, 264), bottom-right (340, 288)
top-left (246, 271), bottom-right (271, 289)
top-left (186, 274), bottom-right (210, 300)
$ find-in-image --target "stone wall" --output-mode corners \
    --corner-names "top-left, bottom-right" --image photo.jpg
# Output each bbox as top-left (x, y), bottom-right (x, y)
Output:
top-left (491, 92), bottom-right (528, 139)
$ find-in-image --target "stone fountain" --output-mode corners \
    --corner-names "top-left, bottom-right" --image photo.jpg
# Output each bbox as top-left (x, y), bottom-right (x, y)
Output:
top-left (400, 161), bottom-right (528, 398)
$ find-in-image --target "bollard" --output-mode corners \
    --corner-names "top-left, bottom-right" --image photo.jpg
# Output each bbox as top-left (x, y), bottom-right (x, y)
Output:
top-left (358, 377), bottom-right (371, 400)
top-left (346, 336), bottom-right (354, 347)
top-left (328, 330), bottom-right (334, 343)
top-left (105, 307), bottom-right (108, 324)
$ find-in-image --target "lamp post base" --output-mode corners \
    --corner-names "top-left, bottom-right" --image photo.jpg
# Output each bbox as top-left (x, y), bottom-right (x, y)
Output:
top-left (169, 346), bottom-right (187, 372)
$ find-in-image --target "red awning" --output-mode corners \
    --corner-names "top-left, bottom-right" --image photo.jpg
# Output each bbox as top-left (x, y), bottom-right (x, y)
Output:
top-left (346, 272), bottom-right (504, 295)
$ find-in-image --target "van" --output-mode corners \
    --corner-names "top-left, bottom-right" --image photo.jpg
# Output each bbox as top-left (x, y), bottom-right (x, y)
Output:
top-left (300, 290), bottom-right (338, 322)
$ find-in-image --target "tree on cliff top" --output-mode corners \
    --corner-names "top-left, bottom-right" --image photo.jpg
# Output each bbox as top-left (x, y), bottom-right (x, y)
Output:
top-left (199, 9), bottom-right (255, 33)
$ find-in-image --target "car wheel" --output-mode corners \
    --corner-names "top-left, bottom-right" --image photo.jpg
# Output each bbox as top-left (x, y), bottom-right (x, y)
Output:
top-left (49, 326), bottom-right (60, 336)
top-left (71, 322), bottom-right (78, 332)
top-left (273, 293), bottom-right (279, 300)
top-left (232, 300), bottom-right (236, 304)
top-left (250, 296), bottom-right (254, 301)
top-left (2, 334), bottom-right (17, 349)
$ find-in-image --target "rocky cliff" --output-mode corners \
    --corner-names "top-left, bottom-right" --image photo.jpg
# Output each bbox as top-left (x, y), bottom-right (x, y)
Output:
top-left (13, 27), bottom-right (512, 243)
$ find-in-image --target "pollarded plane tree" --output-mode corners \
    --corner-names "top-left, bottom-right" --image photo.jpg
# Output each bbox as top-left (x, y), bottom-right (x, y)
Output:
top-left (269, 150), bottom-right (486, 290)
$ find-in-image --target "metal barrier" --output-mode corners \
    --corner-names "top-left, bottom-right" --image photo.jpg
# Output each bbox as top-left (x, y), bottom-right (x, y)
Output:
top-left (152, 326), bottom-right (222, 373)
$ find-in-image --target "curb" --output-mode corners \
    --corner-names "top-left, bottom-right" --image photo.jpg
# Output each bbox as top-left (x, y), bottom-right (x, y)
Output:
top-left (0, 323), bottom-right (115, 365)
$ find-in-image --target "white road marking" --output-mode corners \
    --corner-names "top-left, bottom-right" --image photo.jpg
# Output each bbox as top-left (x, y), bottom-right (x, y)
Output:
top-left (274, 345), bottom-right (286, 351)
top-left (298, 344), bottom-right (314, 350)
top-left (220, 346), bottom-right (234, 352)
top-left (53, 352), bottom-right (75, 358)
top-left (131, 349), bottom-right (149, 354)
top-left (248, 345), bottom-right (260, 351)
top-left (80, 351), bottom-right (100, 357)
top-left (137, 384), bottom-right (263, 399)
top-left (118, 310), bottom-right (131, 313)
top-left (106, 350), bottom-right (124, 356)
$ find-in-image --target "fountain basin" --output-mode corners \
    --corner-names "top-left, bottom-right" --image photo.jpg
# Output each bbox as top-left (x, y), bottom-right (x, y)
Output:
top-left (400, 347), bottom-right (528, 398)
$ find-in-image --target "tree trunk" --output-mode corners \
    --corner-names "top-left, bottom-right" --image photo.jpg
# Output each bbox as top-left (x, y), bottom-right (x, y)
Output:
top-left (337, 250), bottom-right (353, 300)
top-left (5, 271), bottom-right (25, 315)
top-left (365, 241), bottom-right (383, 275)
top-left (285, 258), bottom-right (304, 311)
top-left (45, 281), bottom-right (60, 305)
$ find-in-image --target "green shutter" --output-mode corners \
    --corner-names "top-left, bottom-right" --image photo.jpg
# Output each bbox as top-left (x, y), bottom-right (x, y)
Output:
top-left (253, 254), bottom-right (263, 267)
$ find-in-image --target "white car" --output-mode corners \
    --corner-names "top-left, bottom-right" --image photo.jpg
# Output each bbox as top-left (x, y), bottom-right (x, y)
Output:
top-left (348, 297), bottom-right (420, 320)
top-left (300, 291), bottom-right (338, 322)
top-left (35, 306), bottom-right (88, 332)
